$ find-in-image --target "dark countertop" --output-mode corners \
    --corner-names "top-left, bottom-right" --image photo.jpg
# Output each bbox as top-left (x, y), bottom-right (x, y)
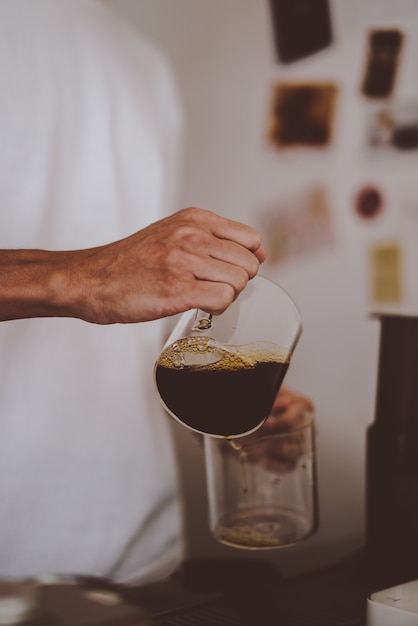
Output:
top-left (25, 549), bottom-right (415, 625)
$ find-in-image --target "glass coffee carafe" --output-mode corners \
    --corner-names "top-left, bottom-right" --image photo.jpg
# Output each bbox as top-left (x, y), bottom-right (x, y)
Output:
top-left (154, 274), bottom-right (302, 438)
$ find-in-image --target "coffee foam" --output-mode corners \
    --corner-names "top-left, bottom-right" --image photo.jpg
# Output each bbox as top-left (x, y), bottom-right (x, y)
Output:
top-left (158, 337), bottom-right (290, 370)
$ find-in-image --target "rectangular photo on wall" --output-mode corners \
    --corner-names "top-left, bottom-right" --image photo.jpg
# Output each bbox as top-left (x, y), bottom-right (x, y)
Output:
top-left (360, 29), bottom-right (404, 100)
top-left (369, 241), bottom-right (403, 304)
top-left (268, 0), bottom-right (333, 63)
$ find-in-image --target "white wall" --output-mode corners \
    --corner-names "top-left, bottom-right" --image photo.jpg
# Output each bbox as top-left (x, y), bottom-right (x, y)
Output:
top-left (109, 0), bottom-right (418, 577)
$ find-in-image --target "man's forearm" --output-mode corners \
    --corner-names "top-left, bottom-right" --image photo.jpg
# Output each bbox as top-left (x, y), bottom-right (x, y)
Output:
top-left (0, 208), bottom-right (265, 325)
top-left (0, 249), bottom-right (80, 322)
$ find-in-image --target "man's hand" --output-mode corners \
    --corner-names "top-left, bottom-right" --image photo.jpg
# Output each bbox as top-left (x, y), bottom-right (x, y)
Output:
top-left (207, 386), bottom-right (315, 473)
top-left (256, 386), bottom-right (314, 435)
top-left (0, 207), bottom-right (266, 324)
top-left (239, 386), bottom-right (315, 472)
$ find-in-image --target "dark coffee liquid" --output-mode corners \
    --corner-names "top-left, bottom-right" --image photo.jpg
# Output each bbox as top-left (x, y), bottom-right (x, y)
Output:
top-left (155, 338), bottom-right (289, 437)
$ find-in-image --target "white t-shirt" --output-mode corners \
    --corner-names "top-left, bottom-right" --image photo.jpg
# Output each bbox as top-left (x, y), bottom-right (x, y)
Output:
top-left (0, 0), bottom-right (184, 584)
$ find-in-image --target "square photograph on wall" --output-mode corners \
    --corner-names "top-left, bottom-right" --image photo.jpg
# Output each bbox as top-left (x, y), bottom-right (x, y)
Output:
top-left (266, 82), bottom-right (338, 150)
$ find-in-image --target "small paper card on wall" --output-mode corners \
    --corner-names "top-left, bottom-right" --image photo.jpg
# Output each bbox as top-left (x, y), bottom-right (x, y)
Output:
top-left (369, 241), bottom-right (403, 303)
top-left (258, 185), bottom-right (335, 266)
top-left (365, 101), bottom-right (418, 157)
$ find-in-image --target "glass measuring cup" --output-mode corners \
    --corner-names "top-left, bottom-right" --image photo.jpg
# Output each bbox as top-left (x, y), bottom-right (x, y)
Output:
top-left (154, 275), bottom-right (302, 438)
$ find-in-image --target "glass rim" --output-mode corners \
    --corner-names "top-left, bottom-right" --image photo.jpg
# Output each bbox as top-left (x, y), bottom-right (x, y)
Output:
top-left (222, 410), bottom-right (316, 448)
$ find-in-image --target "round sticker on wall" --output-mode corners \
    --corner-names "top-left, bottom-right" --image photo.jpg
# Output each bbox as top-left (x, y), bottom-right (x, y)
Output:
top-left (354, 185), bottom-right (384, 220)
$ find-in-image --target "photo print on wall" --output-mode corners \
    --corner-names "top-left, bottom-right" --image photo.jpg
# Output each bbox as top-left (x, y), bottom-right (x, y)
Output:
top-left (267, 82), bottom-right (338, 150)
top-left (257, 185), bottom-right (335, 266)
top-left (360, 29), bottom-right (404, 100)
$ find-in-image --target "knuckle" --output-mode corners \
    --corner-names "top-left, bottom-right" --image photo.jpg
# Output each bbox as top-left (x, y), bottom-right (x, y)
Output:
top-left (212, 283), bottom-right (235, 315)
top-left (234, 268), bottom-right (249, 293)
top-left (247, 254), bottom-right (260, 278)
top-left (164, 245), bottom-right (183, 267)
top-left (167, 226), bottom-right (198, 252)
top-left (253, 232), bottom-right (262, 251)
top-left (177, 206), bottom-right (208, 223)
